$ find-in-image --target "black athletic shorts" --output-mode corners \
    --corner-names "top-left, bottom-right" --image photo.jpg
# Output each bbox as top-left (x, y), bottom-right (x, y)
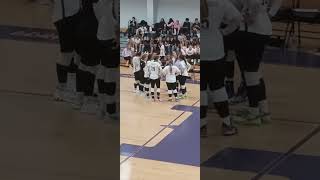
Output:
top-left (150, 78), bottom-right (160, 88)
top-left (54, 14), bottom-right (80, 53)
top-left (201, 59), bottom-right (226, 91)
top-left (166, 82), bottom-right (177, 90)
top-left (99, 39), bottom-right (119, 68)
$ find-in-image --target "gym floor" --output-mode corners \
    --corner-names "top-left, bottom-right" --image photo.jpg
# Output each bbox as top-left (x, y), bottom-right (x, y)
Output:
top-left (0, 1), bottom-right (118, 179)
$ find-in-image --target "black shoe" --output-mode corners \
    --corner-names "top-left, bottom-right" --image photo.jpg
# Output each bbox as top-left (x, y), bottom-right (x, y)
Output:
top-left (222, 123), bottom-right (238, 136)
top-left (201, 125), bottom-right (208, 138)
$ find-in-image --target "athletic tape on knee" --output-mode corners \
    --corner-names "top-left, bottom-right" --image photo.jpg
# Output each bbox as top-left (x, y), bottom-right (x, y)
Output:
top-left (96, 65), bottom-right (105, 80)
top-left (79, 63), bottom-right (98, 74)
top-left (244, 71), bottom-right (260, 86)
top-left (200, 91), bottom-right (208, 106)
top-left (209, 87), bottom-right (228, 103)
top-left (57, 52), bottom-right (73, 66)
top-left (104, 67), bottom-right (119, 82)
top-left (104, 94), bottom-right (116, 104)
top-left (226, 50), bottom-right (236, 62)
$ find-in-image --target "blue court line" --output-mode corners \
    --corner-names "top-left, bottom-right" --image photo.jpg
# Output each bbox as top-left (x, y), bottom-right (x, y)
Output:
top-left (201, 125), bottom-right (320, 180)
top-left (120, 100), bottom-right (200, 166)
top-left (252, 125), bottom-right (320, 180)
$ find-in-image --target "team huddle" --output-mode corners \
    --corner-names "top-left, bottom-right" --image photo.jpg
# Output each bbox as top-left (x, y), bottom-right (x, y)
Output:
top-left (201, 0), bottom-right (282, 136)
top-left (131, 52), bottom-right (191, 102)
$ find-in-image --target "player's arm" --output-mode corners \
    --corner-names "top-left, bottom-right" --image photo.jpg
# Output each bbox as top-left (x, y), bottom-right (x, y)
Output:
top-left (201, 0), bottom-right (209, 19)
top-left (268, 0), bottom-right (282, 18)
top-left (220, 1), bottom-right (242, 35)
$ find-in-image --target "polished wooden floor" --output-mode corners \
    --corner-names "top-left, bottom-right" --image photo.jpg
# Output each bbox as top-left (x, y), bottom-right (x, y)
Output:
top-left (120, 67), bottom-right (200, 180)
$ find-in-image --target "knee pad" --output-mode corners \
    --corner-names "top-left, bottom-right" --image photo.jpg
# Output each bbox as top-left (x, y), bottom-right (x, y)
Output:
top-left (135, 80), bottom-right (140, 84)
top-left (173, 89), bottom-right (177, 94)
top-left (209, 87), bottom-right (228, 103)
top-left (96, 65), bottom-right (105, 80)
top-left (244, 71), bottom-right (260, 86)
top-left (79, 63), bottom-right (98, 75)
top-left (104, 67), bottom-right (119, 83)
top-left (144, 84), bottom-right (150, 88)
top-left (105, 82), bottom-right (116, 95)
top-left (57, 52), bottom-right (73, 66)
top-left (105, 94), bottom-right (117, 104)
top-left (200, 91), bottom-right (208, 106)
top-left (156, 88), bottom-right (160, 93)
top-left (167, 90), bottom-right (173, 94)
top-left (181, 85), bottom-right (186, 89)
top-left (151, 88), bottom-right (155, 92)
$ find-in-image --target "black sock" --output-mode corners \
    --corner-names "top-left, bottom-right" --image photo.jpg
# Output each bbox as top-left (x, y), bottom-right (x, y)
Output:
top-left (214, 101), bottom-right (230, 118)
top-left (56, 64), bottom-right (68, 83)
top-left (106, 103), bottom-right (116, 114)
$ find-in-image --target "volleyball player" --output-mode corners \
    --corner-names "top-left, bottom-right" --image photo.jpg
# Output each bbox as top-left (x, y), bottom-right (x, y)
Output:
top-left (200, 0), bottom-right (241, 136)
top-left (132, 52), bottom-right (142, 93)
top-left (143, 53), bottom-right (152, 98)
top-left (72, 0), bottom-right (101, 114)
top-left (162, 60), bottom-right (181, 101)
top-left (176, 55), bottom-right (191, 99)
top-left (148, 55), bottom-right (162, 101)
top-left (93, 0), bottom-right (119, 119)
top-left (122, 45), bottom-right (132, 67)
top-left (232, 0), bottom-right (282, 125)
top-left (52, 0), bottom-right (81, 102)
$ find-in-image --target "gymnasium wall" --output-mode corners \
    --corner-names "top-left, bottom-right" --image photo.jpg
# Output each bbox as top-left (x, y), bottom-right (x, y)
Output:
top-left (155, 0), bottom-right (200, 23)
top-left (120, 0), bottom-right (200, 28)
top-left (120, 0), bottom-right (148, 28)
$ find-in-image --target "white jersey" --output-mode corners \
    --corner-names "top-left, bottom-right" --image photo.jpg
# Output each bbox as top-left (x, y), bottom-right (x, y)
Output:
top-left (132, 56), bottom-right (141, 73)
top-left (177, 60), bottom-right (191, 77)
top-left (162, 65), bottom-right (181, 83)
top-left (201, 0), bottom-right (241, 61)
top-left (93, 0), bottom-right (118, 40)
top-left (52, 0), bottom-right (80, 22)
top-left (122, 48), bottom-right (132, 57)
top-left (148, 60), bottom-right (162, 80)
top-left (230, 0), bottom-right (282, 35)
top-left (144, 61), bottom-right (151, 78)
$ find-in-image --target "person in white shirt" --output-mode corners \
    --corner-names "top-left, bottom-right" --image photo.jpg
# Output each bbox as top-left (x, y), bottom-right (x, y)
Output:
top-left (162, 61), bottom-right (181, 101)
top-left (186, 45), bottom-right (195, 64)
top-left (143, 53), bottom-right (153, 98)
top-left (122, 46), bottom-right (132, 67)
top-left (148, 55), bottom-right (163, 101)
top-left (176, 55), bottom-right (191, 98)
top-left (231, 0), bottom-right (282, 125)
top-left (159, 42), bottom-right (166, 60)
top-left (201, 0), bottom-right (241, 136)
top-left (52, 0), bottom-right (81, 102)
top-left (132, 52), bottom-right (142, 93)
